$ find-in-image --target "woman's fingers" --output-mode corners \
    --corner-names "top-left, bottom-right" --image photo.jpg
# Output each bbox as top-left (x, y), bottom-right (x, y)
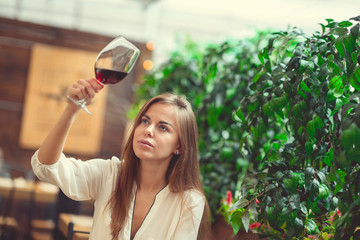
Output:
top-left (67, 78), bottom-right (103, 106)
top-left (89, 78), bottom-right (104, 93)
top-left (81, 79), bottom-right (95, 100)
top-left (68, 82), bottom-right (84, 101)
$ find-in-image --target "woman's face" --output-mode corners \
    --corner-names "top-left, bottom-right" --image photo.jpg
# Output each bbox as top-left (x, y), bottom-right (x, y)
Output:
top-left (133, 102), bottom-right (180, 164)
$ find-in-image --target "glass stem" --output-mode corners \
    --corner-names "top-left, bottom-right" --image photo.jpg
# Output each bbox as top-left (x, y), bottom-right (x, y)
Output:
top-left (67, 96), bottom-right (93, 116)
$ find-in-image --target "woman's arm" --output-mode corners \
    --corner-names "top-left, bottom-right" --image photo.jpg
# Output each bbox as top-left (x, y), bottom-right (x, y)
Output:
top-left (37, 78), bottom-right (102, 165)
top-left (173, 191), bottom-right (205, 239)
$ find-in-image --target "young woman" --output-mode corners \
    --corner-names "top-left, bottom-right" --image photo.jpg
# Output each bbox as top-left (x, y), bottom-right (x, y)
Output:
top-left (31, 78), bottom-right (209, 239)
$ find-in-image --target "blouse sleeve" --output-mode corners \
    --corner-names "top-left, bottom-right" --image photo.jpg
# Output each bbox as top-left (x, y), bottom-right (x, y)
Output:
top-left (31, 150), bottom-right (120, 201)
top-left (173, 190), bottom-right (205, 240)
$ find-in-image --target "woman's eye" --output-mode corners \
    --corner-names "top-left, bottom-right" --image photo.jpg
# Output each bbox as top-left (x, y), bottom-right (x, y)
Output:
top-left (141, 119), bottom-right (149, 124)
top-left (159, 125), bottom-right (168, 132)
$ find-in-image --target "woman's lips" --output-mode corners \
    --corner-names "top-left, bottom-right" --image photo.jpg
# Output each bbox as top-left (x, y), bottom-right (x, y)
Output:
top-left (138, 139), bottom-right (154, 148)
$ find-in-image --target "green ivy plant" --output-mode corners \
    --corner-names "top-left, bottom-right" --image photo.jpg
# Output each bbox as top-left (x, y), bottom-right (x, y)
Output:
top-left (231, 17), bottom-right (360, 239)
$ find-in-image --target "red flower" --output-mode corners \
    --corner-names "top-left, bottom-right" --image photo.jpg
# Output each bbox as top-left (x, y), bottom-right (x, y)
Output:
top-left (249, 222), bottom-right (261, 229)
top-left (256, 198), bottom-right (259, 204)
top-left (329, 209), bottom-right (342, 224)
top-left (227, 191), bottom-right (232, 206)
top-left (337, 209), bottom-right (342, 216)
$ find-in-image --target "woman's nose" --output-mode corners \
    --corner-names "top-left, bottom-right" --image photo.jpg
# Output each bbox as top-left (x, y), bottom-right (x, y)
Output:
top-left (145, 125), bottom-right (154, 137)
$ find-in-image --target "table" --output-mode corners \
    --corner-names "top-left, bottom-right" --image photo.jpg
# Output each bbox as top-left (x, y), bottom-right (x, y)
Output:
top-left (58, 213), bottom-right (92, 240)
top-left (0, 177), bottom-right (59, 239)
top-left (0, 177), bottom-right (59, 202)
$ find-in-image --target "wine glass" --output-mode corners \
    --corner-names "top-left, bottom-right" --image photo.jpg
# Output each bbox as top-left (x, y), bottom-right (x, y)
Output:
top-left (68, 36), bottom-right (141, 116)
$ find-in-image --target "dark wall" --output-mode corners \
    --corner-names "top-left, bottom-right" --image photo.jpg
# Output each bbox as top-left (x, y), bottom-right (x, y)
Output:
top-left (0, 17), bottom-right (148, 170)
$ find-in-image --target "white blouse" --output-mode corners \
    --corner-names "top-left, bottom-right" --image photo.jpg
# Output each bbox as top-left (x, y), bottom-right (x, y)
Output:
top-left (31, 150), bottom-right (205, 240)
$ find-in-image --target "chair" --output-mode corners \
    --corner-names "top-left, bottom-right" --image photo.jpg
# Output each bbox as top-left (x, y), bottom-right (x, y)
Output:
top-left (30, 219), bottom-right (55, 240)
top-left (0, 161), bottom-right (58, 240)
top-left (0, 162), bottom-right (31, 240)
top-left (66, 222), bottom-right (90, 240)
top-left (28, 182), bottom-right (58, 240)
top-left (58, 213), bottom-right (92, 240)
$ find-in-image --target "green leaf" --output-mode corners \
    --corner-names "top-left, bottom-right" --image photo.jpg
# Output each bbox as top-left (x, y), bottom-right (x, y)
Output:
top-left (333, 169), bottom-right (346, 195)
top-left (309, 179), bottom-right (320, 198)
top-left (294, 217), bottom-right (304, 233)
top-left (351, 52), bottom-right (358, 63)
top-left (341, 123), bottom-right (360, 150)
top-left (313, 115), bottom-right (324, 129)
top-left (301, 60), bottom-right (315, 72)
top-left (300, 81), bottom-right (312, 93)
top-left (335, 38), bottom-right (345, 58)
top-left (297, 88), bottom-right (308, 100)
top-left (241, 211), bottom-right (250, 232)
top-left (230, 209), bottom-right (244, 235)
top-left (265, 60), bottom-right (272, 73)
top-left (305, 219), bottom-right (320, 234)
top-left (327, 89), bottom-right (337, 102)
top-left (283, 178), bottom-right (296, 193)
top-left (331, 98), bottom-right (344, 116)
top-left (324, 148), bottom-right (334, 167)
top-left (258, 51), bottom-right (265, 64)
top-left (343, 33), bottom-right (355, 53)
top-left (258, 48), bottom-right (269, 64)
top-left (350, 22), bottom-right (359, 38)
top-left (292, 100), bottom-right (307, 117)
top-left (316, 171), bottom-right (326, 183)
top-left (234, 107), bottom-right (246, 123)
top-left (339, 20), bottom-right (352, 27)
top-left (262, 102), bottom-right (274, 117)
top-left (247, 100), bottom-right (260, 113)
top-left (268, 96), bottom-right (287, 118)
top-left (305, 167), bottom-right (314, 182)
top-left (307, 119), bottom-right (316, 140)
top-left (300, 202), bottom-right (307, 214)
top-left (226, 87), bottom-right (236, 100)
top-left (350, 67), bottom-right (360, 92)
top-left (292, 173), bottom-right (304, 188)
top-left (330, 197), bottom-right (338, 210)
top-left (328, 75), bottom-right (345, 99)
top-left (317, 184), bottom-right (330, 200)
top-left (305, 140), bottom-right (314, 155)
top-left (221, 147), bottom-right (233, 161)
top-left (331, 27), bottom-right (349, 35)
top-left (283, 81), bottom-right (293, 95)
top-left (229, 199), bottom-right (250, 211)
top-left (329, 75), bottom-right (342, 91)
top-left (328, 62), bottom-right (341, 75)
top-left (253, 71), bottom-right (265, 83)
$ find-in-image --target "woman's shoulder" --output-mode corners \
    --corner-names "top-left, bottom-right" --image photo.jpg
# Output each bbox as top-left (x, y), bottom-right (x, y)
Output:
top-left (183, 188), bottom-right (206, 206)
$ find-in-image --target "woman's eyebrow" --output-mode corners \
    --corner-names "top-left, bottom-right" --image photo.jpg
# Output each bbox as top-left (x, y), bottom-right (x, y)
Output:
top-left (159, 120), bottom-right (174, 129)
top-left (144, 114), bottom-right (174, 129)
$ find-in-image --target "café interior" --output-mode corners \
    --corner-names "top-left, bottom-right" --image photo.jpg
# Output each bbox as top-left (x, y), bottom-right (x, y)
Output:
top-left (0, 16), bottom-right (149, 240)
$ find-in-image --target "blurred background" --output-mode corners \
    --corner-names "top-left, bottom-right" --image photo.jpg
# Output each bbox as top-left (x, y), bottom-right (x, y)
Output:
top-left (1, 0), bottom-right (358, 63)
top-left (0, 0), bottom-right (358, 239)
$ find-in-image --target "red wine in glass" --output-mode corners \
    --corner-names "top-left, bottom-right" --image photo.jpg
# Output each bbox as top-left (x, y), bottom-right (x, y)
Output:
top-left (68, 36), bottom-right (140, 116)
top-left (95, 68), bottom-right (128, 85)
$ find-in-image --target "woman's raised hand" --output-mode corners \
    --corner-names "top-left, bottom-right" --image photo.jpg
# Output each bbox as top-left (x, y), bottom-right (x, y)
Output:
top-left (67, 78), bottom-right (104, 115)
top-left (67, 78), bottom-right (103, 106)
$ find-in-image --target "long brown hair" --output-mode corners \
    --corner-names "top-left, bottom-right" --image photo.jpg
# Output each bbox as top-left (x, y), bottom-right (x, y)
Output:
top-left (107, 93), bottom-right (210, 239)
